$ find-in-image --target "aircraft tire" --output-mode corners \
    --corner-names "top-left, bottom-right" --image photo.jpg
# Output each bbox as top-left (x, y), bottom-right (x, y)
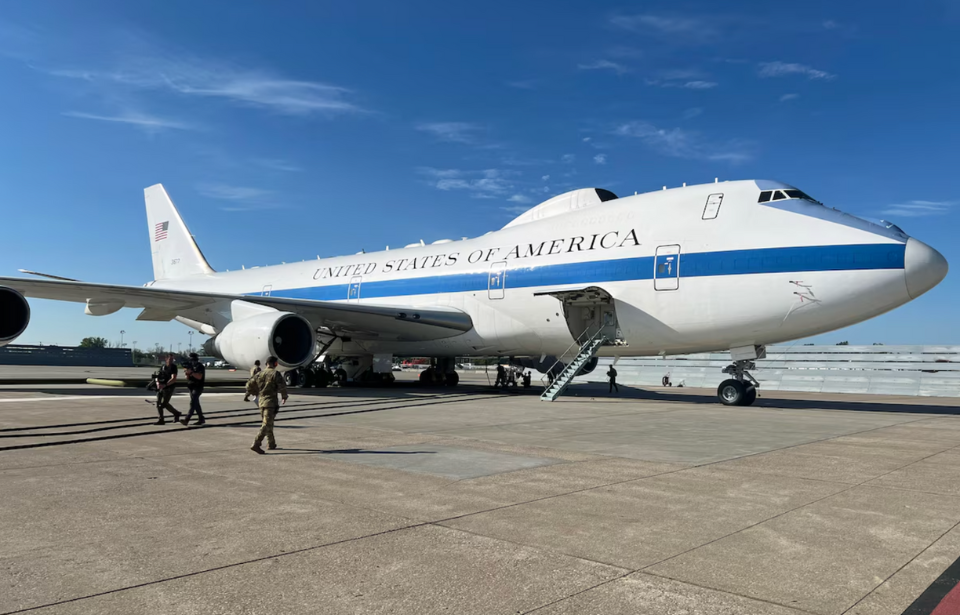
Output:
top-left (445, 371), bottom-right (459, 387)
top-left (717, 379), bottom-right (746, 406)
top-left (284, 369), bottom-right (301, 388)
top-left (742, 386), bottom-right (757, 406)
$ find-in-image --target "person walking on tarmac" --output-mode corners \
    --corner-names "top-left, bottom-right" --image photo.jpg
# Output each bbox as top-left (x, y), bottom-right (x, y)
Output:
top-left (180, 353), bottom-right (206, 426)
top-left (246, 356), bottom-right (288, 454)
top-left (494, 364), bottom-right (505, 388)
top-left (154, 354), bottom-right (182, 425)
top-left (607, 365), bottom-right (619, 394)
top-left (243, 360), bottom-right (262, 402)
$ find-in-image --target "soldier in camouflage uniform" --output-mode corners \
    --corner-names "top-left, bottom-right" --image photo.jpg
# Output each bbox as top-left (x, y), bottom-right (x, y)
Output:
top-left (245, 356), bottom-right (288, 454)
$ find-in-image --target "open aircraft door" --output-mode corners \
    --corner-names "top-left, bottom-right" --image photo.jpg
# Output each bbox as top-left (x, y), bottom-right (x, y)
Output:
top-left (534, 286), bottom-right (622, 344)
top-left (654, 245), bottom-right (680, 291)
top-left (488, 262), bottom-right (506, 300)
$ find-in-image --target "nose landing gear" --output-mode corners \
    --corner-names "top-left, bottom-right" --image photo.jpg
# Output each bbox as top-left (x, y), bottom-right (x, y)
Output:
top-left (717, 360), bottom-right (760, 406)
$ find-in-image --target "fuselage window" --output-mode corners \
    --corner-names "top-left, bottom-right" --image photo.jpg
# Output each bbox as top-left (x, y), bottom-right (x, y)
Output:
top-left (758, 190), bottom-right (773, 203)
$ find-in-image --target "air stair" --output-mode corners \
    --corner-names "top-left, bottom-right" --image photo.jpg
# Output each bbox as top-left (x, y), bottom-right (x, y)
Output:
top-left (540, 330), bottom-right (607, 402)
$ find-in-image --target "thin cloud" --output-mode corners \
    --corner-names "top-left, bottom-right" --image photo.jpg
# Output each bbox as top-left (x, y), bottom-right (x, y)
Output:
top-left (62, 110), bottom-right (192, 132)
top-left (780, 93), bottom-right (800, 102)
top-left (253, 158), bottom-right (301, 172)
top-left (416, 167), bottom-right (463, 179)
top-left (822, 20), bottom-right (840, 29)
top-left (880, 200), bottom-right (957, 217)
top-left (501, 205), bottom-right (532, 215)
top-left (758, 61), bottom-right (835, 80)
top-left (561, 154), bottom-right (575, 163)
top-left (680, 80), bottom-right (718, 89)
top-left (682, 107), bottom-right (704, 119)
top-left (197, 183), bottom-right (273, 201)
top-left (541, 175), bottom-right (550, 181)
top-left (416, 122), bottom-right (482, 144)
top-left (506, 79), bottom-right (539, 90)
top-left (45, 55), bottom-right (363, 116)
top-left (577, 60), bottom-right (630, 75)
top-left (613, 121), bottom-right (754, 163)
top-left (594, 153), bottom-right (607, 165)
top-left (611, 14), bottom-right (709, 35)
top-left (508, 194), bottom-right (532, 203)
top-left (646, 70), bottom-right (718, 89)
top-left (417, 167), bottom-right (516, 199)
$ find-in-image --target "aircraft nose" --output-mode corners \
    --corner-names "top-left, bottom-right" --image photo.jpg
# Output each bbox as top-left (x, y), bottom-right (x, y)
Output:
top-left (904, 238), bottom-right (948, 299)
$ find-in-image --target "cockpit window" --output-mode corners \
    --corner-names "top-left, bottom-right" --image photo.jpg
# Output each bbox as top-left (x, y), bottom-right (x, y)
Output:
top-left (759, 187), bottom-right (824, 205)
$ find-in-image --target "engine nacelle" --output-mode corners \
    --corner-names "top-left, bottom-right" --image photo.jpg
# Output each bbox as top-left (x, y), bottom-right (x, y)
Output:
top-left (0, 287), bottom-right (30, 348)
top-left (579, 357), bottom-right (599, 375)
top-left (205, 311), bottom-right (314, 369)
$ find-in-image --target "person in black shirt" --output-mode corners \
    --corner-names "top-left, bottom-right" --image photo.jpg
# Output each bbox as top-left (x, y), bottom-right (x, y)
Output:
top-left (180, 353), bottom-right (206, 426)
top-left (607, 365), bottom-right (619, 394)
top-left (154, 354), bottom-right (182, 425)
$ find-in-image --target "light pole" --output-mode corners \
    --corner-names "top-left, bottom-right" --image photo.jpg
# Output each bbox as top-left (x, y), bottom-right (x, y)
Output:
top-left (178, 342), bottom-right (182, 355)
top-left (132, 341), bottom-right (138, 363)
top-left (188, 330), bottom-right (194, 353)
top-left (120, 330), bottom-right (125, 348)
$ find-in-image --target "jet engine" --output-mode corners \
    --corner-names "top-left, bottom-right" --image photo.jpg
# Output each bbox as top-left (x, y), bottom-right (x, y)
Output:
top-left (578, 356), bottom-right (599, 375)
top-left (0, 287), bottom-right (30, 348)
top-left (203, 311), bottom-right (314, 369)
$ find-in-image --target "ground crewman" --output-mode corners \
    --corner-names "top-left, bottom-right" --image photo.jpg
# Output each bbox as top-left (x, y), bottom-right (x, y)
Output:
top-left (154, 354), bottom-right (182, 425)
top-left (243, 360), bottom-right (262, 402)
top-left (180, 352), bottom-right (206, 426)
top-left (245, 356), bottom-right (288, 454)
top-left (607, 365), bottom-right (619, 394)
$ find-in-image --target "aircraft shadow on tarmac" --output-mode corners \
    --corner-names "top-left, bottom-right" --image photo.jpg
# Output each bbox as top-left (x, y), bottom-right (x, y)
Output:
top-left (563, 383), bottom-right (960, 415)
top-left (268, 448), bottom-right (437, 456)
top-left (0, 384), bottom-right (500, 399)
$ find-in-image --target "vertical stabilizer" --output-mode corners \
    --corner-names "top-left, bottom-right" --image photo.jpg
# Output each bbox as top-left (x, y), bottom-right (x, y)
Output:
top-left (144, 184), bottom-right (215, 280)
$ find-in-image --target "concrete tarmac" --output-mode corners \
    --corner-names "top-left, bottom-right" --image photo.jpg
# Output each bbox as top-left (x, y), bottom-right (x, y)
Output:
top-left (1, 377), bottom-right (959, 614)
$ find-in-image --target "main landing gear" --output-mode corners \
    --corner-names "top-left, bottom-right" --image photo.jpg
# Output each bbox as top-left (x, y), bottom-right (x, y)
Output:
top-left (717, 360), bottom-right (759, 406)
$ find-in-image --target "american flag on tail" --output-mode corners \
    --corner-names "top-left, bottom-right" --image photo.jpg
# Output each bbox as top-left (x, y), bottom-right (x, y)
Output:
top-left (154, 221), bottom-right (169, 242)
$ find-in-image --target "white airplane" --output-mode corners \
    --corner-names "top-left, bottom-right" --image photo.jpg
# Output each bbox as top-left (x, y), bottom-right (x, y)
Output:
top-left (0, 180), bottom-right (948, 405)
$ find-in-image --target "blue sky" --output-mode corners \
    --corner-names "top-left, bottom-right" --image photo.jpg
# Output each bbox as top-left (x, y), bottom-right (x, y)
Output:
top-left (1, 0), bottom-right (958, 350)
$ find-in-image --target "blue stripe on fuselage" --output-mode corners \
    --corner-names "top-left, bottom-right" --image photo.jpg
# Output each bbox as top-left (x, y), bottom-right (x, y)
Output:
top-left (260, 243), bottom-right (906, 302)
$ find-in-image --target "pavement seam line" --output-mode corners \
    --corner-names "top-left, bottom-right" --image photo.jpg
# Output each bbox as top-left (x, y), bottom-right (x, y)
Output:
top-left (636, 571), bottom-right (822, 615)
top-left (630, 437), bottom-right (960, 610)
top-left (836, 437), bottom-right (960, 614)
top-left (839, 517), bottom-right (960, 615)
top-left (0, 522), bottom-right (430, 615)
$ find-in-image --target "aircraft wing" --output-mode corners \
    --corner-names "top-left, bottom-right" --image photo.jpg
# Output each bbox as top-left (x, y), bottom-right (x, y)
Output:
top-left (0, 276), bottom-right (473, 341)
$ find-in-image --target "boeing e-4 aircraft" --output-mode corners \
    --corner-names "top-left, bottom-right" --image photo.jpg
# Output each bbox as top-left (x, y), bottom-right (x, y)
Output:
top-left (0, 180), bottom-right (947, 405)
